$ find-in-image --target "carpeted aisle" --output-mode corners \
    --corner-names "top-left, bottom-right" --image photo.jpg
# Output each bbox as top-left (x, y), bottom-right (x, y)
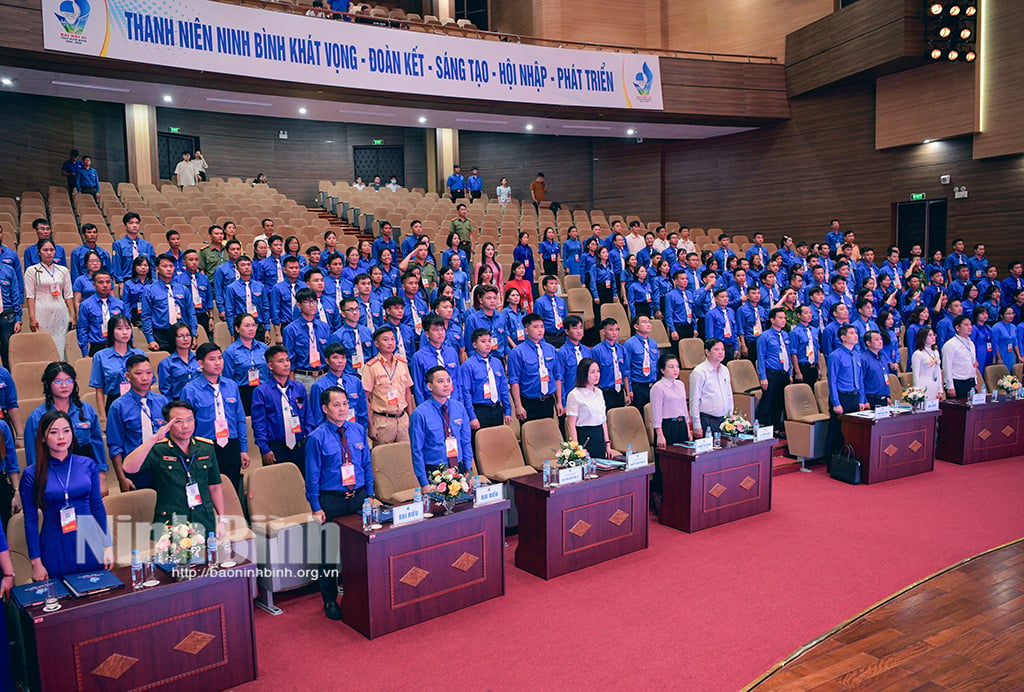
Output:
top-left (239, 457), bottom-right (1024, 692)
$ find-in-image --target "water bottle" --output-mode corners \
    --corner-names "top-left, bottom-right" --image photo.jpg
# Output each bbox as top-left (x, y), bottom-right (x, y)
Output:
top-left (361, 498), bottom-right (372, 531)
top-left (980, 383), bottom-right (988, 401)
top-left (713, 430), bottom-right (721, 448)
top-left (131, 550), bottom-right (143, 589)
top-left (753, 419), bottom-right (760, 438)
top-left (626, 443), bottom-right (633, 461)
top-left (543, 460), bottom-right (551, 487)
top-left (472, 475), bottom-right (482, 491)
top-left (968, 386), bottom-right (976, 407)
top-left (704, 426), bottom-right (712, 443)
top-left (413, 486), bottom-right (422, 511)
top-left (206, 532), bottom-right (218, 565)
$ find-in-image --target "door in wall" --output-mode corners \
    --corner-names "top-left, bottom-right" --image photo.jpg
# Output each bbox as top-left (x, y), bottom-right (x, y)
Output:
top-left (158, 133), bottom-right (201, 182)
top-left (894, 198), bottom-right (947, 257)
top-left (353, 146), bottom-right (405, 186)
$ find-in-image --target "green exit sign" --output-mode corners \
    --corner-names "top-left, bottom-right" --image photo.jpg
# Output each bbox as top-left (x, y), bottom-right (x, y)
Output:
top-left (169, 127), bottom-right (180, 133)
top-left (910, 192), bottom-right (926, 201)
top-left (372, 139), bottom-right (384, 145)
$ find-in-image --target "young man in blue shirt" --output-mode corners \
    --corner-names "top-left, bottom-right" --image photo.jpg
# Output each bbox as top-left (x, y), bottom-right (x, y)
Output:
top-left (251, 346), bottom-right (312, 473)
top-left (446, 164), bottom-right (465, 202)
top-left (535, 275), bottom-right (568, 348)
top-left (755, 308), bottom-right (792, 431)
top-left (77, 270), bottom-right (124, 357)
top-left (789, 304), bottom-right (821, 385)
top-left (283, 288), bottom-right (331, 389)
top-left (860, 331), bottom-right (892, 409)
top-left (105, 354), bottom-right (167, 492)
top-left (311, 344), bottom-right (368, 429)
top-left (70, 223), bottom-right (112, 282)
top-left (409, 315), bottom-right (461, 404)
top-left (142, 254), bottom-right (196, 353)
top-left (466, 167), bottom-right (484, 199)
top-left (111, 212), bottom-right (155, 287)
top-left (174, 249), bottom-right (214, 343)
top-left (556, 316), bottom-right (592, 408)
top-left (23, 218), bottom-right (68, 269)
top-left (825, 323), bottom-right (869, 453)
top-left (224, 256), bottom-right (270, 340)
top-left (304, 386), bottom-right (376, 620)
top-left (590, 317), bottom-right (631, 411)
top-left (737, 285), bottom-right (765, 364)
top-left (507, 313), bottom-right (562, 422)
top-left (269, 256), bottom-right (306, 341)
top-left (622, 315), bottom-right (659, 413)
top-left (409, 366), bottom-right (474, 488)
top-left (704, 289), bottom-right (739, 362)
top-left (329, 297), bottom-right (377, 375)
top-left (460, 328), bottom-right (512, 434)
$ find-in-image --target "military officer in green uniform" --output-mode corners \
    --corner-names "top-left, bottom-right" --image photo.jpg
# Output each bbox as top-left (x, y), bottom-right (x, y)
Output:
top-left (123, 399), bottom-right (226, 537)
top-left (198, 224), bottom-right (227, 284)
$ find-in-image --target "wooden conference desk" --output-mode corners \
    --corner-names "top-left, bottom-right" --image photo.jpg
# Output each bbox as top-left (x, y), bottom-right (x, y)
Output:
top-left (510, 465), bottom-right (654, 579)
top-left (840, 409), bottom-right (940, 484)
top-left (337, 499), bottom-right (509, 639)
top-left (657, 437), bottom-right (774, 532)
top-left (937, 396), bottom-right (1024, 464)
top-left (16, 563), bottom-right (256, 692)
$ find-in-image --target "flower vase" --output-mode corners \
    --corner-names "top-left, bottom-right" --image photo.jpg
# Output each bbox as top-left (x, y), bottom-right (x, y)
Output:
top-left (441, 497), bottom-right (457, 514)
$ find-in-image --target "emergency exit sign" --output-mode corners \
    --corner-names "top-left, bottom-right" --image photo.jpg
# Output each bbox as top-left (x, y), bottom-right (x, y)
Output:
top-left (169, 127), bottom-right (181, 133)
top-left (910, 192), bottom-right (926, 201)
top-left (372, 139), bottom-right (384, 145)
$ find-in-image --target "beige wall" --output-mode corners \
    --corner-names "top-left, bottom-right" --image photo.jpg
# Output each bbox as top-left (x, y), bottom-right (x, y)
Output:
top-left (491, 0), bottom-right (832, 59)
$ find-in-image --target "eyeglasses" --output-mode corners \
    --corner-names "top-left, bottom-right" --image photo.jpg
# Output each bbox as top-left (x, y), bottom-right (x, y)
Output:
top-left (342, 306), bottom-right (359, 312)
top-left (52, 378), bottom-right (74, 386)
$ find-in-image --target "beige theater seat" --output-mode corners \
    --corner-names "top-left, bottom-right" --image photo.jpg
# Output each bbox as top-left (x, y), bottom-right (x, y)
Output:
top-left (9, 332), bottom-right (58, 365)
top-left (473, 426), bottom-right (536, 482)
top-left (727, 358), bottom-right (762, 423)
top-left (783, 383), bottom-right (830, 472)
top-left (984, 364), bottom-right (1010, 393)
top-left (7, 511), bottom-right (35, 585)
top-left (520, 418), bottom-right (563, 471)
top-left (678, 337), bottom-right (705, 370)
top-left (247, 464), bottom-right (317, 613)
top-left (372, 441), bottom-right (419, 505)
top-left (103, 488), bottom-right (158, 566)
top-left (607, 406), bottom-right (650, 457)
top-left (600, 303), bottom-right (631, 341)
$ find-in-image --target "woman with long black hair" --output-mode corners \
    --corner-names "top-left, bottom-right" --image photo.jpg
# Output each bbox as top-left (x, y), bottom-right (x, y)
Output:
top-left (23, 362), bottom-right (107, 476)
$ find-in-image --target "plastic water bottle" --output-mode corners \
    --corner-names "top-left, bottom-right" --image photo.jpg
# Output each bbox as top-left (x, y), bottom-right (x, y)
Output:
top-left (968, 386), bottom-right (976, 407)
top-left (713, 430), bottom-right (721, 448)
top-left (131, 550), bottom-right (143, 589)
top-left (472, 475), bottom-right (482, 491)
top-left (206, 532), bottom-right (218, 565)
top-left (361, 498), bottom-right (372, 531)
top-left (543, 460), bottom-right (551, 487)
top-left (413, 486), bottom-right (422, 510)
top-left (980, 383), bottom-right (988, 401)
top-left (753, 419), bottom-right (760, 438)
top-left (626, 443), bottom-right (633, 460)
top-left (705, 426), bottom-right (712, 442)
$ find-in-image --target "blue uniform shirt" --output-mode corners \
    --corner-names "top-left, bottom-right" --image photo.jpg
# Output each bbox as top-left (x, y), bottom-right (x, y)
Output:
top-left (535, 293), bottom-right (568, 335)
top-left (111, 236), bottom-right (156, 283)
top-left (327, 322), bottom-right (377, 375)
top-left (459, 351), bottom-right (512, 418)
top-left (24, 243), bottom-right (68, 270)
top-left (409, 341), bottom-right (462, 404)
top-left (105, 390), bottom-right (169, 459)
top-left (24, 402), bottom-right (107, 469)
top-left (173, 270), bottom-right (214, 314)
top-left (507, 338), bottom-right (560, 399)
top-left (409, 396), bottom-right (474, 486)
top-left (664, 288), bottom-right (695, 329)
top-left (371, 236), bottom-right (397, 263)
top-left (590, 340), bottom-right (628, 390)
top-left (0, 246), bottom-right (22, 293)
top-left (0, 264), bottom-right (23, 321)
top-left (789, 324), bottom-right (820, 365)
top-left (562, 239), bottom-right (583, 276)
top-left (860, 349), bottom-right (891, 399)
top-left (213, 261), bottom-right (240, 313)
top-left (466, 174), bottom-right (483, 192)
top-left (756, 328), bottom-right (792, 379)
top-left (462, 309), bottom-right (509, 358)
top-left (705, 305), bottom-right (739, 346)
top-left (251, 378), bottom-right (312, 453)
top-left (181, 377), bottom-right (248, 452)
top-left (737, 303), bottom-right (766, 340)
top-left (88, 346), bottom-right (146, 396)
top-left (282, 317), bottom-right (331, 371)
top-left (224, 278), bottom-right (270, 331)
top-left (158, 351), bottom-right (201, 399)
top-left (304, 420), bottom-right (374, 512)
top-left (622, 334), bottom-right (659, 384)
top-left (557, 340), bottom-right (592, 405)
top-left (141, 279), bottom-right (197, 341)
top-left (70, 244), bottom-right (112, 282)
top-left (827, 346), bottom-right (866, 407)
top-left (223, 339), bottom-right (270, 389)
top-left (255, 255), bottom-right (286, 288)
top-left (310, 371), bottom-right (369, 428)
top-left (446, 173), bottom-right (465, 192)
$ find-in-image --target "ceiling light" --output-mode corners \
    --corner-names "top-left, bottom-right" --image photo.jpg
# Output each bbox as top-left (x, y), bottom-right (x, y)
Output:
top-left (50, 80), bottom-right (131, 93)
top-left (162, 94), bottom-right (173, 103)
top-left (928, 2), bottom-right (943, 14)
top-left (959, 27), bottom-right (972, 39)
top-left (417, 116), bottom-right (427, 124)
top-left (0, 78), bottom-right (12, 86)
top-left (525, 124), bottom-right (534, 131)
top-left (454, 117), bottom-right (509, 125)
top-left (965, 50), bottom-right (976, 62)
top-left (930, 47), bottom-right (943, 60)
top-left (626, 129), bottom-right (635, 136)
top-left (947, 49), bottom-right (959, 60)
top-left (948, 4), bottom-right (961, 15)
top-left (923, 139), bottom-right (932, 144)
top-left (561, 124), bottom-right (612, 131)
top-left (964, 5), bottom-right (976, 16)
top-left (298, 107), bottom-right (307, 115)
top-left (938, 26), bottom-right (951, 38)
top-left (206, 97), bottom-right (272, 106)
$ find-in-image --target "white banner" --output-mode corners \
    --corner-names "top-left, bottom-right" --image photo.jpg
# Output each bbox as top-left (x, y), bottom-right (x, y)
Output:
top-left (41, 0), bottom-right (664, 110)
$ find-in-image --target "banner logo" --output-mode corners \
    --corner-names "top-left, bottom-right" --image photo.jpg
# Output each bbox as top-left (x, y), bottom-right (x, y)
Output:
top-left (632, 62), bottom-right (654, 102)
top-left (54, 0), bottom-right (90, 40)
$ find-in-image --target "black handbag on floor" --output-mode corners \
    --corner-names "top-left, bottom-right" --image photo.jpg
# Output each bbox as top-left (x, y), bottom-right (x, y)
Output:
top-left (829, 444), bottom-right (862, 485)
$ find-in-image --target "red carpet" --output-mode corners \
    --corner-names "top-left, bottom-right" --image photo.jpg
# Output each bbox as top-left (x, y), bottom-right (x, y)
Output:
top-left (238, 458), bottom-right (1024, 692)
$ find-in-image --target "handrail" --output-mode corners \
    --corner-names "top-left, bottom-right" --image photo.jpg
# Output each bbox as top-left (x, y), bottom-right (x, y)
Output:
top-left (213, 0), bottom-right (779, 64)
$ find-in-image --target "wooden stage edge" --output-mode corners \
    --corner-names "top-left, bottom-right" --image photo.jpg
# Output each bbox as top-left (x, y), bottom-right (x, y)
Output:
top-left (743, 535), bottom-right (1024, 691)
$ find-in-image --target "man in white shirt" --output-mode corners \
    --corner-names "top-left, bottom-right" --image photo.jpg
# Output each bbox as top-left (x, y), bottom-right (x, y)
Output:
top-left (941, 315), bottom-right (981, 399)
top-left (689, 338), bottom-right (734, 437)
top-left (625, 221), bottom-right (647, 256)
top-left (174, 152), bottom-right (199, 188)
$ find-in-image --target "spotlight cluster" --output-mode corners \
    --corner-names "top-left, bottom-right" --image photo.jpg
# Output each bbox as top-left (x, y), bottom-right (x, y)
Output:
top-left (925, 2), bottom-right (977, 62)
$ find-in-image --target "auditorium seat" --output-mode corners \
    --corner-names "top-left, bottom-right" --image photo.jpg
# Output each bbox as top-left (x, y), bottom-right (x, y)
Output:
top-left (247, 463), bottom-right (318, 612)
top-left (103, 488), bottom-right (158, 566)
top-left (642, 402), bottom-right (655, 445)
top-left (563, 274), bottom-right (582, 292)
top-left (9, 332), bottom-right (58, 366)
top-left (599, 303), bottom-right (630, 341)
top-left (213, 322), bottom-right (232, 349)
top-left (607, 406), bottom-right (649, 457)
top-left (678, 338), bottom-right (705, 370)
top-left (12, 361), bottom-right (47, 401)
top-left (371, 441), bottom-right (419, 505)
top-left (727, 359), bottom-right (761, 423)
top-left (783, 383), bottom-right (829, 469)
top-left (888, 374), bottom-right (903, 402)
top-left (566, 288), bottom-right (595, 330)
top-left (6, 512), bottom-right (33, 585)
top-left (650, 319), bottom-right (671, 349)
top-left (814, 379), bottom-right (830, 414)
top-left (474, 426), bottom-right (537, 481)
top-left (984, 364), bottom-right (1009, 393)
top-left (520, 418), bottom-right (562, 470)
top-left (219, 473), bottom-right (257, 593)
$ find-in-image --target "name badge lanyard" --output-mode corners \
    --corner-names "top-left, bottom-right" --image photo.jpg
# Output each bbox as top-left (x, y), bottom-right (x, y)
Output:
top-left (55, 459), bottom-right (77, 532)
top-left (181, 452), bottom-right (203, 508)
top-left (55, 458), bottom-right (75, 508)
top-left (381, 356), bottom-right (401, 407)
top-left (42, 264), bottom-right (60, 297)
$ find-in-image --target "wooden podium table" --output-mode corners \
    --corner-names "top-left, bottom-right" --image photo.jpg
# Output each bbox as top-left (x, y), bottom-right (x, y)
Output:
top-left (17, 563), bottom-right (257, 692)
top-left (510, 465), bottom-right (654, 580)
top-left (337, 499), bottom-right (509, 639)
top-left (840, 409), bottom-right (940, 484)
top-left (937, 397), bottom-right (1024, 464)
top-left (657, 438), bottom-right (774, 532)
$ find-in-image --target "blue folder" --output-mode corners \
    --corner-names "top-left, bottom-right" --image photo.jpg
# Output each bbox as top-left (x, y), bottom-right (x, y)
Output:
top-left (12, 580), bottom-right (71, 608)
top-left (61, 570), bottom-right (125, 598)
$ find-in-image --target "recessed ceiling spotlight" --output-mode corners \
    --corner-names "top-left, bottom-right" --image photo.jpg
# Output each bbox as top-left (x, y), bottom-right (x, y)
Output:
top-left (525, 123), bottom-right (534, 131)
top-left (298, 107), bottom-right (308, 115)
top-left (418, 116), bottom-right (427, 124)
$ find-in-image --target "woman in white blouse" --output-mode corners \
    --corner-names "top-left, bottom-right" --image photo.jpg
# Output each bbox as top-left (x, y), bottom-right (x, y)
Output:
top-left (25, 239), bottom-right (75, 359)
top-left (565, 358), bottom-right (610, 460)
top-left (495, 177), bottom-right (512, 210)
top-left (911, 326), bottom-right (944, 400)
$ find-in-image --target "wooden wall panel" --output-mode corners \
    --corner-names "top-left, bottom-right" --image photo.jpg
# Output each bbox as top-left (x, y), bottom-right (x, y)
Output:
top-left (662, 78), bottom-right (1024, 272)
top-left (785, 0), bottom-right (921, 97)
top-left (154, 109), bottom-right (427, 204)
top-left (666, 0), bottom-right (832, 62)
top-left (0, 91), bottom-right (127, 201)
top-left (458, 132), bottom-right (593, 210)
top-left (875, 62), bottom-right (977, 150)
top-left (591, 139), bottom-right (662, 224)
top-left (973, 0), bottom-right (1024, 159)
